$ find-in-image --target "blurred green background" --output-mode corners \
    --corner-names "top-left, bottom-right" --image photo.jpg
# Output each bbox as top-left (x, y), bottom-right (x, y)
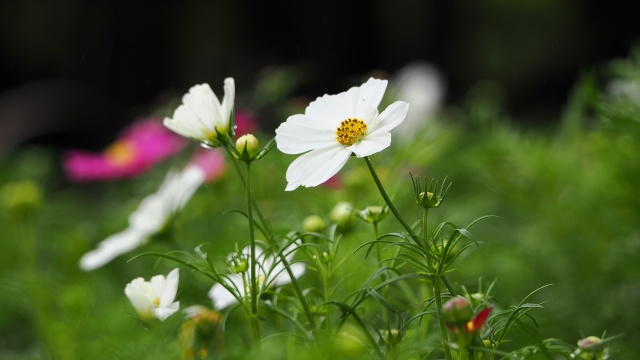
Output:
top-left (1, 1), bottom-right (640, 359)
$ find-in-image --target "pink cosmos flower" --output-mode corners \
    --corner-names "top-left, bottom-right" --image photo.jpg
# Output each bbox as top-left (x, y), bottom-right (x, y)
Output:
top-left (64, 118), bottom-right (185, 181)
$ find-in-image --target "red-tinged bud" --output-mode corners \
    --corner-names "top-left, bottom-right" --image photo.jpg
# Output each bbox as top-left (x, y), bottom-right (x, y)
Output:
top-left (574, 336), bottom-right (608, 360)
top-left (443, 297), bottom-right (474, 325)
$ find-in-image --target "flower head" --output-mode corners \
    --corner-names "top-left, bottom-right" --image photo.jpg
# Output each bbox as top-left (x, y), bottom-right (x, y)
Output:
top-left (208, 243), bottom-right (305, 310)
top-left (78, 153), bottom-right (220, 271)
top-left (64, 118), bottom-right (185, 181)
top-left (125, 268), bottom-right (180, 321)
top-left (275, 78), bottom-right (409, 191)
top-left (445, 301), bottom-right (493, 345)
top-left (163, 79), bottom-right (235, 145)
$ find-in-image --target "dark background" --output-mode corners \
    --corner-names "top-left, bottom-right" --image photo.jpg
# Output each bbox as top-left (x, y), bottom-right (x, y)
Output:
top-left (1, 0), bottom-right (638, 153)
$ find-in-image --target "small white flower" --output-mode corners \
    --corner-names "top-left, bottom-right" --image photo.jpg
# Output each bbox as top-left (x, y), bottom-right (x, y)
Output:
top-left (125, 268), bottom-right (180, 321)
top-left (163, 78), bottom-right (235, 143)
top-left (275, 77), bottom-right (409, 191)
top-left (79, 165), bottom-right (206, 271)
top-left (208, 243), bottom-right (305, 310)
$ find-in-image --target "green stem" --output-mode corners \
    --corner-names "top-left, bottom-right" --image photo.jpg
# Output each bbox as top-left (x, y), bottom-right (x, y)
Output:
top-left (433, 276), bottom-right (453, 360)
top-left (323, 263), bottom-right (332, 334)
top-left (423, 208), bottom-right (429, 247)
top-left (228, 148), bottom-right (317, 329)
top-left (245, 162), bottom-right (261, 345)
top-left (363, 156), bottom-right (457, 297)
top-left (373, 222), bottom-right (389, 326)
top-left (364, 157), bottom-right (419, 245)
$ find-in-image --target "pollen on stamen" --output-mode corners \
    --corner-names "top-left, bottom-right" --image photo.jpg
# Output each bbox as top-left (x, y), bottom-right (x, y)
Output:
top-left (335, 118), bottom-right (367, 145)
top-left (153, 297), bottom-right (160, 308)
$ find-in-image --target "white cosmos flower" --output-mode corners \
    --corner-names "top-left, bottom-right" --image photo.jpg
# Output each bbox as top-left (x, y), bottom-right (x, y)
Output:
top-left (79, 165), bottom-right (205, 271)
top-left (275, 77), bottom-right (409, 191)
top-left (163, 78), bottom-right (235, 144)
top-left (392, 63), bottom-right (444, 139)
top-left (208, 243), bottom-right (305, 310)
top-left (125, 268), bottom-right (180, 321)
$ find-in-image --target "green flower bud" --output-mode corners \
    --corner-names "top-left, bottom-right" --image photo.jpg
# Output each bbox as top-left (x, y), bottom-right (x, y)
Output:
top-left (356, 205), bottom-right (389, 224)
top-left (383, 329), bottom-right (403, 345)
top-left (227, 252), bottom-right (248, 274)
top-left (443, 296), bottom-right (474, 325)
top-left (235, 134), bottom-right (260, 161)
top-left (417, 191), bottom-right (441, 209)
top-left (330, 202), bottom-right (354, 227)
top-left (302, 215), bottom-right (325, 233)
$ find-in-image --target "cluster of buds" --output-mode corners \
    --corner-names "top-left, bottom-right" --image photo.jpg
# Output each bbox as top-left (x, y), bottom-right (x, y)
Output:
top-left (443, 296), bottom-right (492, 347)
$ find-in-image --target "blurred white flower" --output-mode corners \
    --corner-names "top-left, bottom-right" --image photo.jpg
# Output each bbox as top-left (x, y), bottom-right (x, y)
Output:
top-left (607, 79), bottom-right (640, 103)
top-left (392, 63), bottom-right (445, 138)
top-left (125, 268), bottom-right (180, 321)
top-left (79, 165), bottom-right (205, 271)
top-left (208, 243), bottom-right (305, 310)
top-left (163, 78), bottom-right (235, 144)
top-left (275, 78), bottom-right (408, 191)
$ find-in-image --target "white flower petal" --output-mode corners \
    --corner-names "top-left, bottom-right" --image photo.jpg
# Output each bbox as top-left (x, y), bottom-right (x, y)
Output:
top-left (354, 78), bottom-right (387, 120)
top-left (348, 131), bottom-right (391, 158)
top-left (220, 78), bottom-right (235, 129)
top-left (79, 228), bottom-right (146, 271)
top-left (368, 101), bottom-right (409, 134)
top-left (159, 268), bottom-right (180, 307)
top-left (164, 105), bottom-right (209, 140)
top-left (271, 263), bottom-right (306, 287)
top-left (125, 278), bottom-right (153, 315)
top-left (275, 115), bottom-right (336, 154)
top-left (306, 93), bottom-right (348, 127)
top-left (169, 166), bottom-right (205, 210)
top-left (208, 275), bottom-right (243, 310)
top-left (153, 302), bottom-right (180, 321)
top-left (164, 79), bottom-right (234, 140)
top-left (285, 145), bottom-right (352, 191)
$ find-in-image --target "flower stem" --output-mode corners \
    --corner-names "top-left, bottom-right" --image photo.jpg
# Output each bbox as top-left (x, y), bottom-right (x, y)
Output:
top-left (373, 222), bottom-right (389, 325)
top-left (363, 157), bottom-right (457, 297)
top-left (433, 275), bottom-right (453, 360)
top-left (245, 161), bottom-right (261, 345)
top-left (228, 148), bottom-right (317, 329)
top-left (364, 156), bottom-right (419, 245)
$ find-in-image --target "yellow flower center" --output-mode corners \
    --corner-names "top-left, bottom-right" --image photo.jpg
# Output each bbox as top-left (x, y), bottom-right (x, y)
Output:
top-left (153, 297), bottom-right (160, 308)
top-left (105, 141), bottom-right (136, 165)
top-left (335, 118), bottom-right (367, 145)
